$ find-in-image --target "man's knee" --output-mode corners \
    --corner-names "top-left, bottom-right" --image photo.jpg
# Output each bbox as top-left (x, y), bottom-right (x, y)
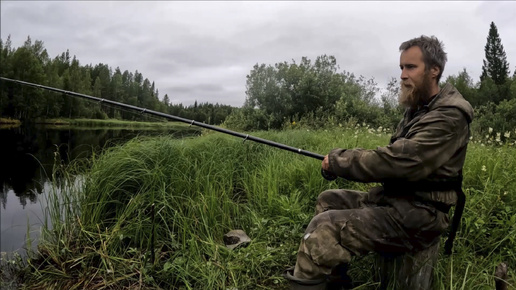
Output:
top-left (315, 189), bottom-right (365, 214)
top-left (316, 190), bottom-right (340, 214)
top-left (297, 213), bottom-right (352, 277)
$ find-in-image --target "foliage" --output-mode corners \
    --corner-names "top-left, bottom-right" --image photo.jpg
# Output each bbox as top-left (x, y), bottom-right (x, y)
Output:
top-left (445, 65), bottom-right (515, 138)
top-left (239, 55), bottom-right (403, 131)
top-left (222, 106), bottom-right (272, 131)
top-left (472, 98), bottom-right (516, 141)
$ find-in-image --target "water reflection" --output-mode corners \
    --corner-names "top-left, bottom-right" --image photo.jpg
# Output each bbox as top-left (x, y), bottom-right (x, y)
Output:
top-left (0, 124), bottom-right (199, 254)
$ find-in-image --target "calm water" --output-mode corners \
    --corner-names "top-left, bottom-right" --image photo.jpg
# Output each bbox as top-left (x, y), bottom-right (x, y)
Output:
top-left (0, 124), bottom-right (200, 256)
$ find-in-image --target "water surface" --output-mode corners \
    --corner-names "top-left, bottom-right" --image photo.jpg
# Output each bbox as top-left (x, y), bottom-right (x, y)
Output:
top-left (0, 124), bottom-right (199, 256)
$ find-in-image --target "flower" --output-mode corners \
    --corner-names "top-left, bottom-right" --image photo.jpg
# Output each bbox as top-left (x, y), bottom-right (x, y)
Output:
top-left (482, 165), bottom-right (487, 172)
top-left (489, 127), bottom-right (493, 134)
top-left (292, 121), bottom-right (296, 125)
top-left (504, 131), bottom-right (511, 139)
top-left (496, 133), bottom-right (501, 142)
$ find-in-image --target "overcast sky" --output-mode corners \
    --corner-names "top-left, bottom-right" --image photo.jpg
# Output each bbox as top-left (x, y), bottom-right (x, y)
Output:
top-left (1, 1), bottom-right (515, 107)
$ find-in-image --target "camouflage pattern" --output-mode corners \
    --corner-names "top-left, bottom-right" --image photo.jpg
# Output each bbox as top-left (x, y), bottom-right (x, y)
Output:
top-left (294, 83), bottom-right (473, 280)
top-left (327, 83), bottom-right (474, 207)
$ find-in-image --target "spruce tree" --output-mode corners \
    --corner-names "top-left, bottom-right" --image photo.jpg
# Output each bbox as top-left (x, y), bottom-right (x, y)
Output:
top-left (481, 22), bottom-right (510, 85)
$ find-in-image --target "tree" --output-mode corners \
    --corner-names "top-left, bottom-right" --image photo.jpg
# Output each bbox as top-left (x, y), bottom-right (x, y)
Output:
top-left (481, 22), bottom-right (510, 85)
top-left (245, 55), bottom-right (358, 128)
top-left (445, 68), bottom-right (479, 106)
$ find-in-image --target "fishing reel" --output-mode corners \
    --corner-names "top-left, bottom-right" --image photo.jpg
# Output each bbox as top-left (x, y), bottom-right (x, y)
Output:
top-left (321, 169), bottom-right (338, 181)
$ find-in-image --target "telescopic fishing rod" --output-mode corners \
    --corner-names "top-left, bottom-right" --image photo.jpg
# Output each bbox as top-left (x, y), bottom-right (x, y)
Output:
top-left (0, 77), bottom-right (337, 180)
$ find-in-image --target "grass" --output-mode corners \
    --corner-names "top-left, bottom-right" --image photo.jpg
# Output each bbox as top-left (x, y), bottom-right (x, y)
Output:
top-left (2, 125), bottom-right (515, 289)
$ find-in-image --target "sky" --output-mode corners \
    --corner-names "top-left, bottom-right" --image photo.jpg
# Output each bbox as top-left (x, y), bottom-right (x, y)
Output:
top-left (1, 1), bottom-right (515, 107)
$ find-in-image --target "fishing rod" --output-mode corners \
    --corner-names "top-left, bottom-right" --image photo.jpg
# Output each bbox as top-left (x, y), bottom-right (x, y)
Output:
top-left (0, 77), bottom-right (337, 180)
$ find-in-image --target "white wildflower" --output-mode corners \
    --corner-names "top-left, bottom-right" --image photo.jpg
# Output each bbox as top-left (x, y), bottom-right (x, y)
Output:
top-left (485, 135), bottom-right (489, 139)
top-left (489, 127), bottom-right (493, 134)
top-left (503, 191), bottom-right (508, 196)
top-left (496, 133), bottom-right (501, 142)
top-left (482, 165), bottom-right (487, 172)
top-left (504, 131), bottom-right (510, 139)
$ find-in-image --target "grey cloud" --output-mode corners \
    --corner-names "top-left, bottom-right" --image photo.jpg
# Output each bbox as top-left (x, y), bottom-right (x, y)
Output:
top-left (2, 1), bottom-right (516, 107)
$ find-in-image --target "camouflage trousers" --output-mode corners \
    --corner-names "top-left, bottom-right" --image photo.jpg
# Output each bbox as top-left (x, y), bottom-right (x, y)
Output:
top-left (293, 187), bottom-right (450, 280)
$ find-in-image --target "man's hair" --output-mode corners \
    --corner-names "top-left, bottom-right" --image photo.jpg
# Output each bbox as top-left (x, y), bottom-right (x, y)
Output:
top-left (399, 35), bottom-right (447, 82)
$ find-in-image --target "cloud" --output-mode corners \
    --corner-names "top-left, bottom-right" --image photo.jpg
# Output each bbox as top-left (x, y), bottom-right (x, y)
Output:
top-left (1, 1), bottom-right (515, 107)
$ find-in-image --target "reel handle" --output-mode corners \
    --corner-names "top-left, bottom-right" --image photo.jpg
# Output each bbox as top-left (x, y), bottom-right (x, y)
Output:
top-left (321, 168), bottom-right (337, 181)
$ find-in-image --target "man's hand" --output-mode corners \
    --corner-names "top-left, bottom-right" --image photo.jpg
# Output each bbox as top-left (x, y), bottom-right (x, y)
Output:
top-left (322, 155), bottom-right (330, 171)
top-left (321, 154), bottom-right (337, 181)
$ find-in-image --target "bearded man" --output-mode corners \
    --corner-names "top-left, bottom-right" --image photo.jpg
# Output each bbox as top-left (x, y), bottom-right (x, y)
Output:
top-left (284, 35), bottom-right (474, 289)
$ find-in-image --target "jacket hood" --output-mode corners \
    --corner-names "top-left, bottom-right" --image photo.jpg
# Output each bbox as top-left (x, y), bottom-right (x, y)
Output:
top-left (428, 83), bottom-right (474, 123)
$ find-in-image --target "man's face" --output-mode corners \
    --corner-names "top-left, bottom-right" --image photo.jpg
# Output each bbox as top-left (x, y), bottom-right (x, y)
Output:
top-left (398, 46), bottom-right (434, 109)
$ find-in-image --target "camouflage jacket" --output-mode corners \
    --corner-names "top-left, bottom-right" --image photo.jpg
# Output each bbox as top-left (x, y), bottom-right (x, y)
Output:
top-left (328, 83), bottom-right (474, 205)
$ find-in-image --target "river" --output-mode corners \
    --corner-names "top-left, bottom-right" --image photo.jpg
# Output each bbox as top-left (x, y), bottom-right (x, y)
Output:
top-left (0, 124), bottom-right (200, 257)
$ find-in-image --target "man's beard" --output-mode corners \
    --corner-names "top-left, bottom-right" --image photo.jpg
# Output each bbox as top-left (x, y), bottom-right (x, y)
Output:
top-left (398, 73), bottom-right (433, 109)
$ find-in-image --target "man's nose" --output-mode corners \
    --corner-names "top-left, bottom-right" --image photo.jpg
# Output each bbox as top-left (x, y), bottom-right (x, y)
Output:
top-left (400, 68), bottom-right (408, 80)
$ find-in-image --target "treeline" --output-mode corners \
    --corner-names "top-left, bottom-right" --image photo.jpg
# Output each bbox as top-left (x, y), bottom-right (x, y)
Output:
top-left (0, 36), bottom-right (235, 124)
top-left (225, 21), bottom-right (516, 139)
top-left (1, 22), bottom-right (515, 137)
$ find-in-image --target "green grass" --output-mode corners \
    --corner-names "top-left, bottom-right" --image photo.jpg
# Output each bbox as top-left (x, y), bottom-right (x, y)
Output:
top-left (3, 126), bottom-right (515, 289)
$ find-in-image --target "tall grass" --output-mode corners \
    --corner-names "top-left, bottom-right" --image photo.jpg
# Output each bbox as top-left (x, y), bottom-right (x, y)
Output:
top-left (6, 126), bottom-right (515, 289)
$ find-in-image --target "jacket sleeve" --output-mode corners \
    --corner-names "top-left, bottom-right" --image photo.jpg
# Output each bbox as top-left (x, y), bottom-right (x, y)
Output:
top-left (328, 107), bottom-right (469, 183)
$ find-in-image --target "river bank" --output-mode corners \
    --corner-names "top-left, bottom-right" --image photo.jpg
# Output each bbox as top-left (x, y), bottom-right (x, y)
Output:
top-left (1, 126), bottom-right (515, 289)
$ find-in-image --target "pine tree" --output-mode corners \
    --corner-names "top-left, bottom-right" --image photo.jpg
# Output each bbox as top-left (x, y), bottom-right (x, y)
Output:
top-left (481, 22), bottom-right (510, 85)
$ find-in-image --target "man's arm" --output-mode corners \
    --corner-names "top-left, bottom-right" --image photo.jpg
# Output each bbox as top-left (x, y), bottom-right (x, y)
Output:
top-left (326, 108), bottom-right (469, 183)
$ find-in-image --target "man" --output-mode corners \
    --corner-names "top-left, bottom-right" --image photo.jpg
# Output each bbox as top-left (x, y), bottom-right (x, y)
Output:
top-left (284, 35), bottom-right (474, 289)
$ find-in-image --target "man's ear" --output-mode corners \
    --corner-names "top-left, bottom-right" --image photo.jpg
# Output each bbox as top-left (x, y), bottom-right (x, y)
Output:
top-left (431, 66), bottom-right (440, 79)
